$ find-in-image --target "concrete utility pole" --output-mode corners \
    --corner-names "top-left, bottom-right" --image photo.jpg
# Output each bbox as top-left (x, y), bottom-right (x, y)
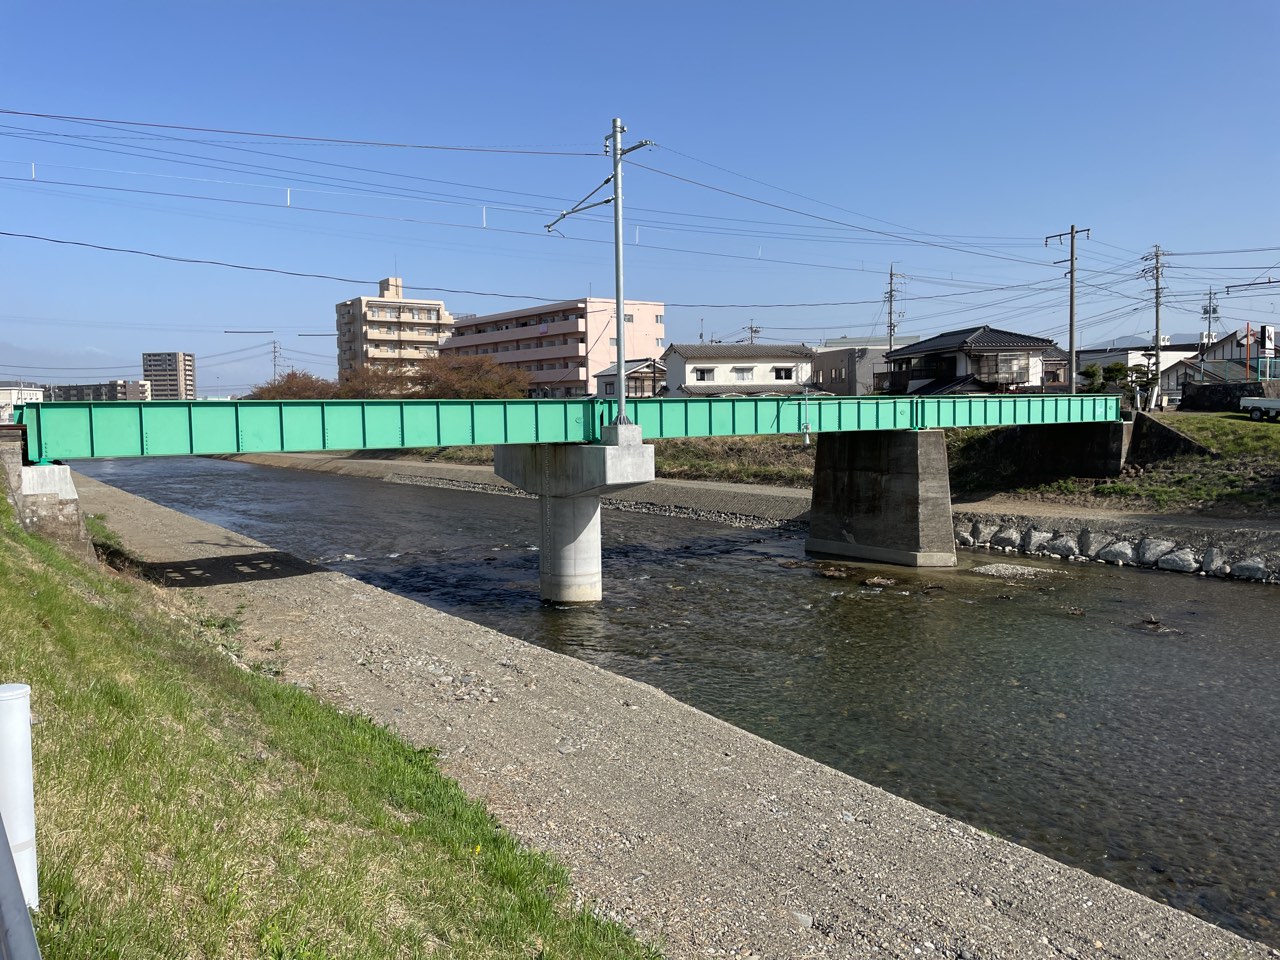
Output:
top-left (885, 265), bottom-right (905, 352)
top-left (546, 118), bottom-right (651, 426)
top-left (1046, 225), bottom-right (1090, 393)
top-left (1144, 245), bottom-right (1164, 410)
top-left (1201, 288), bottom-right (1218, 377)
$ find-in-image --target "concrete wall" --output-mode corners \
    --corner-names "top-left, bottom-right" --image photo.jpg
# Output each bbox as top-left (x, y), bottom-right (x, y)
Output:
top-left (0, 430), bottom-right (96, 564)
top-left (1179, 379), bottom-right (1280, 411)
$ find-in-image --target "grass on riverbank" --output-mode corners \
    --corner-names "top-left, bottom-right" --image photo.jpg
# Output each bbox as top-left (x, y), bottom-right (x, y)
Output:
top-left (0, 498), bottom-right (658, 959)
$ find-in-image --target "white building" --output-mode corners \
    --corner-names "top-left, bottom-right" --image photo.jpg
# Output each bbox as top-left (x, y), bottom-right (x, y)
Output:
top-left (0, 381), bottom-right (43, 424)
top-left (662, 344), bottom-right (815, 396)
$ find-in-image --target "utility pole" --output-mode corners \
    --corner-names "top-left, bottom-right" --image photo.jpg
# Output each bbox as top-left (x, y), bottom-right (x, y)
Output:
top-left (747, 321), bottom-right (761, 344)
top-left (1141, 245), bottom-right (1164, 410)
top-left (1201, 288), bottom-right (1218, 378)
top-left (1046, 225), bottom-right (1090, 393)
top-left (546, 117), bottom-right (651, 426)
top-left (885, 265), bottom-right (905, 352)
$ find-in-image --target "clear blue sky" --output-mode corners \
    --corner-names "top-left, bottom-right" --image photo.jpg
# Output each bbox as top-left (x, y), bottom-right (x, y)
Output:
top-left (3, 0), bottom-right (1277, 394)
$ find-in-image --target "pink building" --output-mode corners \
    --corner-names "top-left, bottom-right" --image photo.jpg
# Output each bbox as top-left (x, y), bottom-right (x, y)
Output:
top-left (439, 298), bottom-right (666, 398)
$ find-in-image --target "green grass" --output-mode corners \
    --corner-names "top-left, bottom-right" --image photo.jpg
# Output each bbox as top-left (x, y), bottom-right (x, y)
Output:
top-left (0, 498), bottom-right (659, 959)
top-left (1154, 410), bottom-right (1280, 459)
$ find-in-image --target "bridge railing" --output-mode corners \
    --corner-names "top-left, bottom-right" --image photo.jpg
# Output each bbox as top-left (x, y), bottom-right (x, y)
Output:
top-left (14, 394), bottom-right (1119, 462)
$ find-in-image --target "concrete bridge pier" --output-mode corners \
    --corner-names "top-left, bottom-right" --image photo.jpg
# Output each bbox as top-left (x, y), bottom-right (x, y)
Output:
top-left (806, 429), bottom-right (957, 567)
top-left (1, 427), bottom-right (96, 565)
top-left (495, 424), bottom-right (655, 603)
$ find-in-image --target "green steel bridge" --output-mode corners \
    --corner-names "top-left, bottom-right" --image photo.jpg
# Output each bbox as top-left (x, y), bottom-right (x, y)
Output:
top-left (13, 394), bottom-right (1119, 463)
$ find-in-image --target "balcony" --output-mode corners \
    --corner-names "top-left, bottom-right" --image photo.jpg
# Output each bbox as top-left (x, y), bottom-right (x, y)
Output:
top-left (447, 317), bottom-right (587, 346)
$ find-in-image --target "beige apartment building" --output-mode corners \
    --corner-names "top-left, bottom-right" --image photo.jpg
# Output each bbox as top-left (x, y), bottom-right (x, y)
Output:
top-left (439, 298), bottom-right (666, 398)
top-left (141, 352), bottom-right (196, 400)
top-left (335, 277), bottom-right (453, 383)
top-left (47, 380), bottom-right (152, 402)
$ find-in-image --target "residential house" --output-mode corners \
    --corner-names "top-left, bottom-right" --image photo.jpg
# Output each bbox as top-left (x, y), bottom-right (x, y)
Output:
top-left (662, 344), bottom-right (816, 396)
top-left (593, 358), bottom-right (667, 399)
top-left (813, 335), bottom-right (918, 396)
top-left (879, 326), bottom-right (1064, 394)
top-left (439, 298), bottom-right (666, 399)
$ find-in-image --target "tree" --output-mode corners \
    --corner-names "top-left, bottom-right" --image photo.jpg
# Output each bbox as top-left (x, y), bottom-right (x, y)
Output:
top-left (249, 370), bottom-right (337, 400)
top-left (1080, 363), bottom-right (1103, 392)
top-left (336, 365), bottom-right (412, 399)
top-left (407, 355), bottom-right (531, 399)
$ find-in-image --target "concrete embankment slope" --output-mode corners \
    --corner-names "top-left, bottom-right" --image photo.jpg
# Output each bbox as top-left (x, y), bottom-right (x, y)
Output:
top-left (73, 472), bottom-right (1272, 960)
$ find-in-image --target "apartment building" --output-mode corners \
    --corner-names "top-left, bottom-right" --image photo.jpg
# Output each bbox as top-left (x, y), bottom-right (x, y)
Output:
top-left (438, 298), bottom-right (666, 398)
top-left (46, 380), bottom-right (152, 402)
top-left (142, 352), bottom-right (196, 400)
top-left (335, 277), bottom-right (453, 383)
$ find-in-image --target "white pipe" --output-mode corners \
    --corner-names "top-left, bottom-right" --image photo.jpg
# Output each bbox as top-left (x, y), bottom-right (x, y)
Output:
top-left (0, 684), bottom-right (36, 910)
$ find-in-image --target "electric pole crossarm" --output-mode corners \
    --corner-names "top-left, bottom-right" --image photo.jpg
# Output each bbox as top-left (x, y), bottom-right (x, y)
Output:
top-left (544, 176), bottom-right (615, 233)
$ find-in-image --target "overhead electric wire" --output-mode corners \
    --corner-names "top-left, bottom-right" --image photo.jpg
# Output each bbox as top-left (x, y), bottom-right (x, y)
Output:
top-left (628, 161), bottom-right (1058, 268)
top-left (0, 108), bottom-right (598, 155)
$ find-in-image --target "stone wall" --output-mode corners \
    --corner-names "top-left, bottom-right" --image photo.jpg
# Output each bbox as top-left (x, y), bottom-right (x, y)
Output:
top-left (1180, 379), bottom-right (1280, 411)
top-left (954, 508), bottom-right (1280, 582)
top-left (1126, 412), bottom-right (1213, 465)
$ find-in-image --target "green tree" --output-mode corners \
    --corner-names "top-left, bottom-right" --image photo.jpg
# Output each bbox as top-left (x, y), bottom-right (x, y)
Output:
top-left (1080, 363), bottom-right (1103, 392)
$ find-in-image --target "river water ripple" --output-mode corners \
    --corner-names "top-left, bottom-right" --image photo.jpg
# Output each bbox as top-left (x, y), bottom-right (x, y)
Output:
top-left (76, 457), bottom-right (1280, 946)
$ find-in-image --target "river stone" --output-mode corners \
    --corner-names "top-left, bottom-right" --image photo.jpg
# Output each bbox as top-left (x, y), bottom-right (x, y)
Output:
top-left (1156, 548), bottom-right (1200, 573)
top-left (990, 526), bottom-right (1022, 549)
top-left (1079, 529), bottom-right (1114, 559)
top-left (1022, 528), bottom-right (1052, 554)
top-left (1097, 540), bottom-right (1136, 565)
top-left (956, 530), bottom-right (974, 547)
top-left (1229, 557), bottom-right (1269, 581)
top-left (1044, 534), bottom-right (1079, 558)
top-left (970, 521), bottom-right (999, 545)
top-left (1137, 538), bottom-right (1177, 566)
top-left (1201, 546), bottom-right (1229, 576)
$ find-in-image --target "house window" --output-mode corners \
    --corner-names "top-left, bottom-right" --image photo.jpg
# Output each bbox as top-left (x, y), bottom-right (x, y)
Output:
top-left (655, 314), bottom-right (664, 325)
top-left (609, 337), bottom-right (618, 347)
top-left (605, 382), bottom-right (616, 395)
top-left (773, 367), bottom-right (794, 381)
top-left (733, 367), bottom-right (754, 382)
top-left (623, 313), bottom-right (633, 323)
top-left (694, 368), bottom-right (714, 382)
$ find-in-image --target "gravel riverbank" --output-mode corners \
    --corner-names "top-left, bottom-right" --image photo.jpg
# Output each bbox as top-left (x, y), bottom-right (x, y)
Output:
top-left (70, 467), bottom-right (1275, 959)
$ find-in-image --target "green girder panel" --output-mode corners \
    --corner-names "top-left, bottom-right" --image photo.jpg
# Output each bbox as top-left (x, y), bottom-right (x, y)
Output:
top-left (13, 395), bottom-right (1119, 462)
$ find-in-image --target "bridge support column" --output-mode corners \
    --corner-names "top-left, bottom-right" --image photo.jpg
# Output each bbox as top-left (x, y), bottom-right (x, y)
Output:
top-left (806, 429), bottom-right (956, 567)
top-left (495, 424), bottom-right (655, 603)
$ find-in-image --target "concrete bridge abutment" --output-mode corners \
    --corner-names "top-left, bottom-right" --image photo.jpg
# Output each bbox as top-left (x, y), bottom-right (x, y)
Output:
top-left (0, 427), bottom-right (96, 565)
top-left (806, 429), bottom-right (957, 567)
top-left (495, 424), bottom-right (655, 603)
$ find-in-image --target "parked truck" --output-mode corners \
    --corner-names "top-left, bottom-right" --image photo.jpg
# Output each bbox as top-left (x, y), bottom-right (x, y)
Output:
top-left (1239, 396), bottom-right (1280, 421)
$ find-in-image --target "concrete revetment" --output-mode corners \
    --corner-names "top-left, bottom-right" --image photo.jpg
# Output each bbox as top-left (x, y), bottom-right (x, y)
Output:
top-left (494, 424), bottom-right (656, 603)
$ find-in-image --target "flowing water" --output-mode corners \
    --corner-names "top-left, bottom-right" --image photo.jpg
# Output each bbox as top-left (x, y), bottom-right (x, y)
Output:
top-left (76, 457), bottom-right (1280, 945)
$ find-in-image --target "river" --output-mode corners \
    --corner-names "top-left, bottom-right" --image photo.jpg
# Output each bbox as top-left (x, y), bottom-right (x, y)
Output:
top-left (75, 456), bottom-right (1280, 946)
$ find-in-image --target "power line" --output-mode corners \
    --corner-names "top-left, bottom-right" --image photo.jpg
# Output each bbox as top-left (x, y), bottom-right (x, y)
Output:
top-left (0, 108), bottom-right (598, 156)
top-left (629, 160), bottom-right (1059, 268)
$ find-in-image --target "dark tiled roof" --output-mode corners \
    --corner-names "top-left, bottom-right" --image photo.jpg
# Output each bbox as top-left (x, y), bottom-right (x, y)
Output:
top-left (593, 357), bottom-right (666, 378)
top-left (884, 326), bottom-right (1058, 361)
top-left (1042, 346), bottom-right (1069, 361)
top-left (664, 343), bottom-right (815, 361)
